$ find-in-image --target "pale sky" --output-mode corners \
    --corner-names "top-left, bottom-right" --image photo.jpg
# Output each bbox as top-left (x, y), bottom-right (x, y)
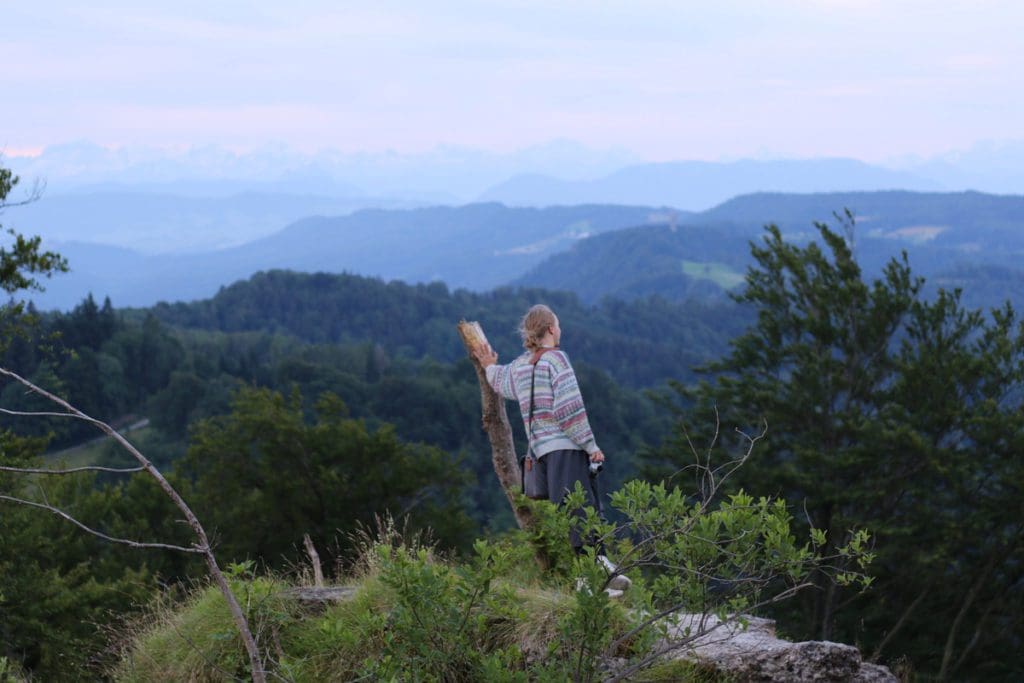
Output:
top-left (3, 0), bottom-right (1023, 162)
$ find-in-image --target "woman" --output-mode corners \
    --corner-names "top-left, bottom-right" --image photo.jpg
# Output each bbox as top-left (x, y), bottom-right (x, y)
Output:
top-left (473, 304), bottom-right (628, 590)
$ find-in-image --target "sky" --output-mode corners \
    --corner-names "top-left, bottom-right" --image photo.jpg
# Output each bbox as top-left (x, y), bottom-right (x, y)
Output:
top-left (3, 0), bottom-right (1023, 165)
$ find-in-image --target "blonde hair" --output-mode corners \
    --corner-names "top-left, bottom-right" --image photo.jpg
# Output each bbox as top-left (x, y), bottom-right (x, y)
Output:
top-left (519, 304), bottom-right (556, 352)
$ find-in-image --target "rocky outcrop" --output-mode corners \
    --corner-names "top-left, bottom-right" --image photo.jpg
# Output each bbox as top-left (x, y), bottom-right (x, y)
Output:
top-left (669, 614), bottom-right (897, 682)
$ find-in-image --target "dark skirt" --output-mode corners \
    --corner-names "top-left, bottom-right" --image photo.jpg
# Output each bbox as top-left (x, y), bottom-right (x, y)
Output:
top-left (541, 449), bottom-right (598, 507)
top-left (540, 449), bottom-right (604, 551)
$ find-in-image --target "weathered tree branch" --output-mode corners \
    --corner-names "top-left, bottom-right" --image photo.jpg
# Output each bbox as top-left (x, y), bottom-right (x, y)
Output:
top-left (870, 578), bottom-right (934, 662)
top-left (938, 529), bottom-right (1020, 681)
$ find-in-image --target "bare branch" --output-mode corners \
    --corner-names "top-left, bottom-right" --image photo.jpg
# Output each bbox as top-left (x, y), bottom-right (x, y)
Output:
top-left (0, 464), bottom-right (146, 475)
top-left (0, 407), bottom-right (103, 423)
top-left (303, 534), bottom-right (324, 588)
top-left (0, 176), bottom-right (45, 209)
top-left (0, 494), bottom-right (203, 553)
top-left (706, 420), bottom-right (767, 491)
top-left (870, 578), bottom-right (932, 662)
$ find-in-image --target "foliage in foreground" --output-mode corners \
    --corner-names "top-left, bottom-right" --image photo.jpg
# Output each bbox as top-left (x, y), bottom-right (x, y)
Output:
top-left (113, 474), bottom-right (872, 683)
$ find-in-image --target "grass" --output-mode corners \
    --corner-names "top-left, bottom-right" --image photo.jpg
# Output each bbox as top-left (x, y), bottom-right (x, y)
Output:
top-left (112, 576), bottom-right (290, 682)
top-left (681, 260), bottom-right (746, 290)
top-left (633, 658), bottom-right (734, 682)
top-left (0, 656), bottom-right (29, 683)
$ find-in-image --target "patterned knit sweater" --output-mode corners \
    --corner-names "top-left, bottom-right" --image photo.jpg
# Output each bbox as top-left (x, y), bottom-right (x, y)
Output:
top-left (485, 348), bottom-right (600, 458)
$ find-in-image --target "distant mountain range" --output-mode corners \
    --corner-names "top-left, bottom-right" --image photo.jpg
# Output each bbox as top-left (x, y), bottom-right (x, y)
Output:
top-left (5, 191), bottom-right (425, 253)
top-left (6, 151), bottom-right (1022, 259)
top-left (6, 139), bottom-right (639, 204)
top-left (478, 159), bottom-right (943, 210)
top-left (12, 139), bottom-right (1024, 207)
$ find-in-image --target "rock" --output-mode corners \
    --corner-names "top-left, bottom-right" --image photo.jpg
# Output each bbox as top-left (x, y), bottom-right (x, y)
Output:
top-left (666, 614), bottom-right (897, 682)
top-left (279, 586), bottom-right (357, 607)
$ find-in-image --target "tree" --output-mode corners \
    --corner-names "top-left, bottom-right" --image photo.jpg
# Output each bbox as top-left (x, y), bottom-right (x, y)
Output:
top-left (0, 166), bottom-right (67, 352)
top-left (0, 456), bottom-right (154, 677)
top-left (646, 213), bottom-right (1024, 679)
top-left (180, 385), bottom-right (476, 565)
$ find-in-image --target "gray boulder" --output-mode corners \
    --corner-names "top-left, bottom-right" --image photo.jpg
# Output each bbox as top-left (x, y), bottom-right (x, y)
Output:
top-left (667, 614), bottom-right (897, 682)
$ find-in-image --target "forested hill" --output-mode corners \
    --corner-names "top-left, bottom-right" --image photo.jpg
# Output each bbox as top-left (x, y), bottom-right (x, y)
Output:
top-left (146, 269), bottom-right (744, 389)
top-left (511, 222), bottom-right (754, 304)
top-left (516, 190), bottom-right (1024, 307)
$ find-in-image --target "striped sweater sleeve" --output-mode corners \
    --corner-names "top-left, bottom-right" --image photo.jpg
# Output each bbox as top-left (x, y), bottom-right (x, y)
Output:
top-left (485, 362), bottom-right (517, 401)
top-left (549, 356), bottom-right (599, 454)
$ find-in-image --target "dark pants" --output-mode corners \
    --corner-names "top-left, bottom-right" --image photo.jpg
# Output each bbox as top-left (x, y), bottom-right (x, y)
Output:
top-left (540, 449), bottom-right (605, 553)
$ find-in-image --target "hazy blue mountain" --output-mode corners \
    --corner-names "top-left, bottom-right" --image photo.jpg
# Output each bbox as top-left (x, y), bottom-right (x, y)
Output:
top-left (701, 190), bottom-right (1024, 229)
top-left (478, 159), bottom-right (942, 210)
top-left (62, 177), bottom-right (370, 199)
top-left (29, 203), bottom-right (672, 310)
top-left (5, 191), bottom-right (425, 253)
top-left (702, 191), bottom-right (1024, 272)
top-left (900, 139), bottom-right (1024, 195)
top-left (11, 140), bottom-right (1024, 210)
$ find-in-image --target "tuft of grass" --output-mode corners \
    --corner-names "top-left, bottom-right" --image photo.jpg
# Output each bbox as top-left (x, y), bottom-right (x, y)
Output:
top-left (0, 655), bottom-right (29, 683)
top-left (632, 658), bottom-right (735, 682)
top-left (269, 574), bottom-right (393, 681)
top-left (112, 576), bottom-right (298, 682)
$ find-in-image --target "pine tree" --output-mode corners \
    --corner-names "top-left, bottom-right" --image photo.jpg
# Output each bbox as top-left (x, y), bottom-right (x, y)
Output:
top-left (646, 213), bottom-right (1024, 678)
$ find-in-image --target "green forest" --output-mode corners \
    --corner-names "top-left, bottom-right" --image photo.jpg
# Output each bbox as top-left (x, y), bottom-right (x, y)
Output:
top-left (1, 165), bottom-right (1023, 681)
